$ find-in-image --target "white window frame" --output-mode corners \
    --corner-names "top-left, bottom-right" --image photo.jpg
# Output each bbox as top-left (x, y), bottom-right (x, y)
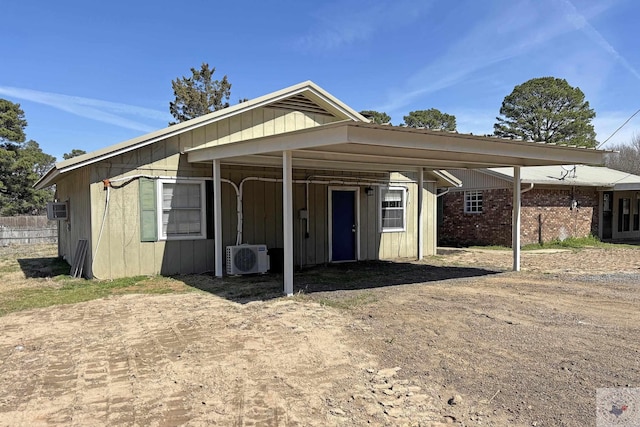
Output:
top-left (157, 178), bottom-right (207, 241)
top-left (379, 186), bottom-right (407, 232)
top-left (464, 190), bottom-right (483, 214)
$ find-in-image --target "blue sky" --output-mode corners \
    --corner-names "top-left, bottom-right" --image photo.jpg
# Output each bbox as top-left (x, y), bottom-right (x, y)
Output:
top-left (2, 0), bottom-right (639, 161)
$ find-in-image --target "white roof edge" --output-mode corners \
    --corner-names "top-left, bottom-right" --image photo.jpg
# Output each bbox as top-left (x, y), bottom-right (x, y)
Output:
top-left (481, 165), bottom-right (640, 187)
top-left (613, 182), bottom-right (640, 191)
top-left (34, 166), bottom-right (59, 190)
top-left (41, 80), bottom-right (368, 182)
top-left (432, 170), bottom-right (462, 187)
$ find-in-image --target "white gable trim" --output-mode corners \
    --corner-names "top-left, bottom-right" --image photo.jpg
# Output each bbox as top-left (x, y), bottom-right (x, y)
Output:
top-left (35, 81), bottom-right (368, 189)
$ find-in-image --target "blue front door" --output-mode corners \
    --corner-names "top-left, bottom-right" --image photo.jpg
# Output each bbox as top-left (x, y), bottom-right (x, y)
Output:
top-left (331, 190), bottom-right (356, 261)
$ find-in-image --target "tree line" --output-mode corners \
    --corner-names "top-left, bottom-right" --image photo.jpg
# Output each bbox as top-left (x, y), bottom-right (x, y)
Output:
top-left (361, 77), bottom-right (598, 148)
top-left (0, 101), bottom-right (86, 216)
top-left (169, 66), bottom-right (605, 149)
top-left (1, 64), bottom-right (637, 216)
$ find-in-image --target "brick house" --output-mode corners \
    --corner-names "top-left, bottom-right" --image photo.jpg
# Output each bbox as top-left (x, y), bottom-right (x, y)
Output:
top-left (439, 165), bottom-right (640, 247)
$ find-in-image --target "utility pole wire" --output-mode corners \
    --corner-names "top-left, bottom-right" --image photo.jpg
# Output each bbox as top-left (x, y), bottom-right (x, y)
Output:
top-left (597, 108), bottom-right (640, 149)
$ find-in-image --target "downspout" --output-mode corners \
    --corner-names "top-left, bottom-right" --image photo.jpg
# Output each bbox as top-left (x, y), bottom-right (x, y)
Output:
top-left (436, 188), bottom-right (451, 198)
top-left (521, 183), bottom-right (534, 194)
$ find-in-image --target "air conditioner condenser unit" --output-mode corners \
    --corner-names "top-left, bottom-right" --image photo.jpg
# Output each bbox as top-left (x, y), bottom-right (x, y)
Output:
top-left (226, 244), bottom-right (269, 275)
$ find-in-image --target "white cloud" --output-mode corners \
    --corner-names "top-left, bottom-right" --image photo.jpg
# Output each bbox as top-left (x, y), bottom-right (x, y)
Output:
top-left (377, 0), bottom-right (620, 116)
top-left (294, 0), bottom-right (433, 51)
top-left (561, 0), bottom-right (640, 81)
top-left (377, 2), bottom-right (564, 113)
top-left (0, 86), bottom-right (170, 132)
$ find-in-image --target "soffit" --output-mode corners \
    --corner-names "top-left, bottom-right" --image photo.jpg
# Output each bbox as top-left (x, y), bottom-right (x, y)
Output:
top-left (186, 122), bottom-right (608, 172)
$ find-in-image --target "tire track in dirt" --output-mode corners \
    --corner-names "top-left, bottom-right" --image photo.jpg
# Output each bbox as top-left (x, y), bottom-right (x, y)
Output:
top-left (113, 299), bottom-right (194, 426)
top-left (1, 293), bottom-right (407, 426)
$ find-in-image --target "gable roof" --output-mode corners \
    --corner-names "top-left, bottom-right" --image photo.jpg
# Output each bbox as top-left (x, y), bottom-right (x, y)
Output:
top-left (35, 81), bottom-right (368, 189)
top-left (484, 165), bottom-right (640, 190)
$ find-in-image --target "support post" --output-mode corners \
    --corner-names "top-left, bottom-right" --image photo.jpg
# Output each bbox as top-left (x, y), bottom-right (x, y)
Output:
top-left (282, 151), bottom-right (294, 296)
top-left (213, 159), bottom-right (223, 277)
top-left (512, 166), bottom-right (521, 271)
top-left (417, 168), bottom-right (424, 260)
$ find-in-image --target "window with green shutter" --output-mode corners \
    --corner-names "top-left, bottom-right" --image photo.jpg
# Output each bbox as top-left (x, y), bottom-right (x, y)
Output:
top-left (156, 178), bottom-right (207, 240)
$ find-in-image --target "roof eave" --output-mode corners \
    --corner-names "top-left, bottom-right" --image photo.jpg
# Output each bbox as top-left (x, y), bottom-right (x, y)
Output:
top-left (41, 80), bottom-right (365, 181)
top-left (187, 122), bottom-right (608, 171)
top-left (34, 166), bottom-right (60, 190)
top-left (431, 170), bottom-right (462, 187)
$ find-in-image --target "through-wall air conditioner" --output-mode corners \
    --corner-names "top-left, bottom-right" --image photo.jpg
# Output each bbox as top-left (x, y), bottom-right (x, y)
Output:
top-left (46, 202), bottom-right (69, 221)
top-left (226, 244), bottom-right (269, 275)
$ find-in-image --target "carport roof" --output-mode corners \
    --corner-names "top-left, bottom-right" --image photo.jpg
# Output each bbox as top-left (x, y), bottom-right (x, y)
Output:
top-left (186, 121), bottom-right (609, 171)
top-left (485, 165), bottom-right (640, 190)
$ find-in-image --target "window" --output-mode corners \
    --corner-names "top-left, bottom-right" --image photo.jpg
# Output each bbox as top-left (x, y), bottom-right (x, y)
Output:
top-left (465, 190), bottom-right (483, 213)
top-left (380, 187), bottom-right (406, 232)
top-left (157, 179), bottom-right (206, 240)
top-left (619, 198), bottom-right (631, 232)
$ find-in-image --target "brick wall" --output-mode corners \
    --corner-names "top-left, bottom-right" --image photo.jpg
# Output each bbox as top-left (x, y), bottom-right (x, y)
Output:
top-left (439, 187), bottom-right (599, 247)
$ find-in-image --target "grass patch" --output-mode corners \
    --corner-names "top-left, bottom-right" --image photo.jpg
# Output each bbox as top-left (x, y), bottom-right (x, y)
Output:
top-left (468, 236), bottom-right (638, 251)
top-left (0, 244), bottom-right (198, 316)
top-left (0, 265), bottom-right (21, 274)
top-left (522, 235), bottom-right (612, 250)
top-left (183, 274), bottom-right (283, 302)
top-left (0, 276), bottom-right (193, 317)
top-left (309, 291), bottom-right (378, 310)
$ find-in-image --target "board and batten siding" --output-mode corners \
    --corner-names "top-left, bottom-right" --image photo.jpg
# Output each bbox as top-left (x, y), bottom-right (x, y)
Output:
top-left (87, 162), bottom-right (438, 278)
top-left (195, 108), bottom-right (339, 149)
top-left (55, 167), bottom-right (92, 274)
top-left (88, 161), bottom-right (217, 279)
top-left (376, 172), bottom-right (437, 260)
top-left (86, 108), bottom-right (341, 278)
top-left (238, 169), bottom-right (436, 264)
top-left (447, 169), bottom-right (509, 191)
top-left (79, 106), bottom-right (440, 278)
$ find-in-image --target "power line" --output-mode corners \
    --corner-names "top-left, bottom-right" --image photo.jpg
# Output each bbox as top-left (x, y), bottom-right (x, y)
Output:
top-left (597, 108), bottom-right (640, 149)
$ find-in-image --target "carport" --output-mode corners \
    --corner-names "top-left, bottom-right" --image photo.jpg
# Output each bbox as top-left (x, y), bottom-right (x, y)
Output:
top-left (187, 121), bottom-right (607, 295)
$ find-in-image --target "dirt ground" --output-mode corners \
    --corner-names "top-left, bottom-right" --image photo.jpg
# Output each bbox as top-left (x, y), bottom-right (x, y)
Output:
top-left (0, 245), bottom-right (639, 426)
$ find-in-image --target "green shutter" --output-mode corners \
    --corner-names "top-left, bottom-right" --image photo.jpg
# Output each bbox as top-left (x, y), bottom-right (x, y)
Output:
top-left (139, 178), bottom-right (157, 242)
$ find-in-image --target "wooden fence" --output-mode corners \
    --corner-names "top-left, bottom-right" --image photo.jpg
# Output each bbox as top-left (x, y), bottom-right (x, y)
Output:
top-left (0, 216), bottom-right (58, 246)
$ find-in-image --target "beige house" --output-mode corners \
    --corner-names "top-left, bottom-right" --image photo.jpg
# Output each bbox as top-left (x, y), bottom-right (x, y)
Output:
top-left (36, 81), bottom-right (608, 294)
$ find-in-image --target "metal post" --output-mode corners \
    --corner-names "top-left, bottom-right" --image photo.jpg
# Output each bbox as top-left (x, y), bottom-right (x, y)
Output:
top-left (512, 166), bottom-right (521, 271)
top-left (213, 159), bottom-right (223, 277)
top-left (283, 151), bottom-right (294, 296)
top-left (417, 168), bottom-right (424, 260)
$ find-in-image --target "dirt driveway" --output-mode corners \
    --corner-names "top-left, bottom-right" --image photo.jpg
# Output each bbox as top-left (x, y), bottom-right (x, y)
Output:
top-left (0, 246), bottom-right (639, 426)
